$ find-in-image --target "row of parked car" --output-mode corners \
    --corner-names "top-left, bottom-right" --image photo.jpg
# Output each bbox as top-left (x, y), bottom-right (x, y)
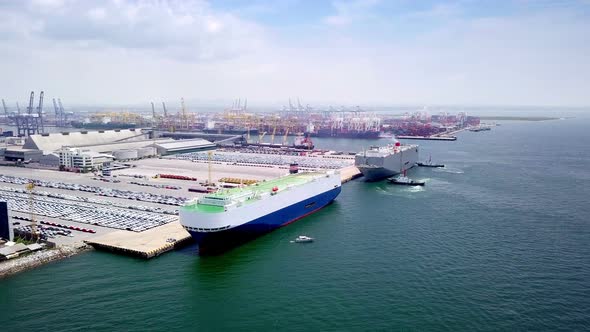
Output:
top-left (0, 174), bottom-right (188, 207)
top-left (0, 186), bottom-right (178, 215)
top-left (14, 224), bottom-right (73, 240)
top-left (176, 151), bottom-right (351, 169)
top-left (129, 181), bottom-right (181, 190)
top-left (0, 191), bottom-right (178, 232)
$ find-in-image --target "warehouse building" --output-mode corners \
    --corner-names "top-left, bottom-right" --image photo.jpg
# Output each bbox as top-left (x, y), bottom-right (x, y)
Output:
top-left (154, 139), bottom-right (215, 155)
top-left (39, 153), bottom-right (60, 167)
top-left (4, 147), bottom-right (43, 162)
top-left (23, 129), bottom-right (148, 153)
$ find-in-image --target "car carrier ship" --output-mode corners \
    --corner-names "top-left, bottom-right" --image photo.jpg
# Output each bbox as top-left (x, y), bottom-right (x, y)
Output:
top-left (355, 140), bottom-right (419, 181)
top-left (180, 170), bottom-right (341, 253)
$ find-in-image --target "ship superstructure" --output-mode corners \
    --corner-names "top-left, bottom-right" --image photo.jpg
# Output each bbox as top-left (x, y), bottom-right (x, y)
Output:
top-left (180, 171), bottom-right (341, 252)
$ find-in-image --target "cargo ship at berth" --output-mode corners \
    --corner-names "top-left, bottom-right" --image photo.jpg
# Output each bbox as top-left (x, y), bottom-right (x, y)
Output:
top-left (355, 139), bottom-right (419, 181)
top-left (310, 128), bottom-right (380, 139)
top-left (180, 171), bottom-right (341, 253)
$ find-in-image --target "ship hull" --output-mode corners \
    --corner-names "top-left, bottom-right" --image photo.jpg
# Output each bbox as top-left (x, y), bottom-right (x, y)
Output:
top-left (187, 186), bottom-right (341, 254)
top-left (357, 166), bottom-right (397, 181)
top-left (310, 131), bottom-right (380, 139)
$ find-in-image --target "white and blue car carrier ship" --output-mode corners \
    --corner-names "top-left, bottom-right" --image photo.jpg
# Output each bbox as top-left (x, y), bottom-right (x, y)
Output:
top-left (180, 171), bottom-right (341, 253)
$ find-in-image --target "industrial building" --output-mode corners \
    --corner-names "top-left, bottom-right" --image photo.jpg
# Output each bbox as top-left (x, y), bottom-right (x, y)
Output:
top-left (8, 129), bottom-right (216, 165)
top-left (39, 153), bottom-right (60, 167)
top-left (23, 129), bottom-right (148, 152)
top-left (57, 147), bottom-right (114, 172)
top-left (4, 147), bottom-right (43, 162)
top-left (154, 139), bottom-right (215, 155)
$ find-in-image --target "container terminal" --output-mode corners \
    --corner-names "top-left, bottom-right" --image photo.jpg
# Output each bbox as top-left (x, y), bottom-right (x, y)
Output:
top-left (0, 92), bottom-right (482, 274)
top-left (1, 94), bottom-right (482, 141)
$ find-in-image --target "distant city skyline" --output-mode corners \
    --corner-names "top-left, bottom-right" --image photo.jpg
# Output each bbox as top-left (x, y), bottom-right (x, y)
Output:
top-left (0, 0), bottom-right (589, 107)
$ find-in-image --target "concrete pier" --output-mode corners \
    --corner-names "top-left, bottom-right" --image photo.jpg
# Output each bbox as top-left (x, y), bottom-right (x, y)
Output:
top-left (85, 222), bottom-right (192, 259)
top-left (340, 165), bottom-right (362, 183)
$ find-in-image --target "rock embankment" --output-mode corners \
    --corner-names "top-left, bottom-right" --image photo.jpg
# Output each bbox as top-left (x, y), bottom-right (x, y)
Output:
top-left (0, 244), bottom-right (90, 279)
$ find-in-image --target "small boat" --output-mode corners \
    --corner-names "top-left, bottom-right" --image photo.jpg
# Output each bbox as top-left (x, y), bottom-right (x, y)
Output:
top-left (387, 175), bottom-right (425, 186)
top-left (417, 156), bottom-right (444, 168)
top-left (292, 235), bottom-right (314, 243)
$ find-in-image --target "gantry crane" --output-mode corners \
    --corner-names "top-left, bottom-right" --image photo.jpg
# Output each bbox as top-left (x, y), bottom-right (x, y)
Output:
top-left (37, 91), bottom-right (44, 133)
top-left (2, 99), bottom-right (8, 118)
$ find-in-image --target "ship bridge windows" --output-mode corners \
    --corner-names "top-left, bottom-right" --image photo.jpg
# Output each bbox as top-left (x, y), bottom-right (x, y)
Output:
top-left (198, 197), bottom-right (231, 206)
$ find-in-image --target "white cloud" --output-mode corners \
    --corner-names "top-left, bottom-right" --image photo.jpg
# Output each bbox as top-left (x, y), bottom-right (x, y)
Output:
top-left (87, 7), bottom-right (106, 21)
top-left (30, 0), bottom-right (66, 9)
top-left (5, 0), bottom-right (266, 62)
top-left (0, 0), bottom-right (588, 107)
top-left (323, 0), bottom-right (381, 26)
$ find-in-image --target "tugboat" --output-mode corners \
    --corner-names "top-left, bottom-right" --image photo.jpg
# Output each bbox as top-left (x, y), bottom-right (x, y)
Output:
top-left (387, 175), bottom-right (425, 186)
top-left (387, 170), bottom-right (425, 186)
top-left (417, 155), bottom-right (444, 168)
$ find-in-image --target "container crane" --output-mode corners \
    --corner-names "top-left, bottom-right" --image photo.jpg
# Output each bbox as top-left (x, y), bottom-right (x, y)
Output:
top-left (270, 124), bottom-right (277, 145)
top-left (37, 91), bottom-right (44, 133)
top-left (58, 98), bottom-right (65, 125)
top-left (16, 102), bottom-right (21, 114)
top-left (162, 102), bottom-right (168, 117)
top-left (52, 98), bottom-right (59, 126)
top-left (161, 101), bottom-right (173, 131)
top-left (283, 125), bottom-right (290, 145)
top-left (151, 102), bottom-right (158, 135)
top-left (2, 99), bottom-right (8, 118)
top-left (26, 91), bottom-right (35, 115)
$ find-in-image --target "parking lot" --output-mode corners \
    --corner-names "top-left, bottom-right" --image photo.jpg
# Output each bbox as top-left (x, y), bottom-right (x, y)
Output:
top-left (175, 150), bottom-right (354, 170)
top-left (0, 189), bottom-right (177, 232)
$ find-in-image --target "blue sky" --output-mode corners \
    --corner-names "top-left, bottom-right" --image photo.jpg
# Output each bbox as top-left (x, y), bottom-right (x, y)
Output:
top-left (0, 0), bottom-right (589, 107)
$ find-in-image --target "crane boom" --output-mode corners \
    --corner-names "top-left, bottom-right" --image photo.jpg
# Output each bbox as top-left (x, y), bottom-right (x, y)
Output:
top-left (52, 98), bottom-right (59, 126)
top-left (2, 99), bottom-right (7, 117)
top-left (27, 91), bottom-right (34, 115)
top-left (16, 102), bottom-right (21, 114)
top-left (37, 91), bottom-right (45, 133)
top-left (58, 98), bottom-right (65, 125)
top-left (283, 126), bottom-right (289, 145)
top-left (162, 102), bottom-right (168, 117)
top-left (52, 98), bottom-right (58, 116)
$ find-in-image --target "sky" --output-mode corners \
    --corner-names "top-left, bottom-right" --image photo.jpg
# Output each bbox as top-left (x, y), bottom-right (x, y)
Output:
top-left (0, 0), bottom-right (589, 108)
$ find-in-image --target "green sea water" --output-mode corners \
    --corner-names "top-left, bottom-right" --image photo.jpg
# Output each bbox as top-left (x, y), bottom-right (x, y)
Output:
top-left (1, 117), bottom-right (589, 331)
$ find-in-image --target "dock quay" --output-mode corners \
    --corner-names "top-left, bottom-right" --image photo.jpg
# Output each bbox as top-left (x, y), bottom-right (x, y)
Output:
top-left (85, 222), bottom-right (192, 259)
top-left (397, 135), bottom-right (457, 141)
top-left (340, 166), bottom-right (362, 183)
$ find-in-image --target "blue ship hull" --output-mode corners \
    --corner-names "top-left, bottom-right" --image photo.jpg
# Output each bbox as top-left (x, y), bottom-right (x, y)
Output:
top-left (188, 186), bottom-right (341, 254)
